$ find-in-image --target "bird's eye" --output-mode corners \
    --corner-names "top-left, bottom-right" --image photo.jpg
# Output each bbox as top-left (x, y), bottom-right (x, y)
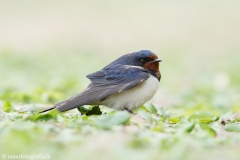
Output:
top-left (140, 58), bottom-right (151, 63)
top-left (140, 58), bottom-right (146, 62)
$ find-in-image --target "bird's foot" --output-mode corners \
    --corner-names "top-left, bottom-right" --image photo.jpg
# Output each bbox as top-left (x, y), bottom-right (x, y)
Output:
top-left (124, 107), bottom-right (135, 114)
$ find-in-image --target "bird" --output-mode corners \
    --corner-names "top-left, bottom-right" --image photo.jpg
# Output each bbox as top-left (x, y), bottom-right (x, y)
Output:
top-left (40, 50), bottom-right (161, 114)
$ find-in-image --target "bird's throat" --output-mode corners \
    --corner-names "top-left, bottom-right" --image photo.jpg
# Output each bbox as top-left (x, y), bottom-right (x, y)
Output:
top-left (144, 62), bottom-right (159, 72)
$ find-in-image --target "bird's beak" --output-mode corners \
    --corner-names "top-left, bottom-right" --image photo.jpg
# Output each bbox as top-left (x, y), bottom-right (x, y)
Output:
top-left (151, 59), bottom-right (162, 63)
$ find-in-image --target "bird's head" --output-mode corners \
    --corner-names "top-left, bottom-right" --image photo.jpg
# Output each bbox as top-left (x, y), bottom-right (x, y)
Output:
top-left (132, 50), bottom-right (161, 72)
top-left (103, 50), bottom-right (162, 80)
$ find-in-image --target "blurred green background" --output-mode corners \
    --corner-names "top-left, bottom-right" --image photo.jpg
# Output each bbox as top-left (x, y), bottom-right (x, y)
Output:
top-left (0, 1), bottom-right (240, 160)
top-left (1, 0), bottom-right (240, 104)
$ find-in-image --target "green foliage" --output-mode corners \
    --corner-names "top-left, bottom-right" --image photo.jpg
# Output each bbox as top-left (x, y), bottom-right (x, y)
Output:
top-left (27, 109), bottom-right (62, 122)
top-left (0, 52), bottom-right (240, 160)
top-left (2, 100), bottom-right (14, 113)
top-left (168, 117), bottom-right (180, 124)
top-left (93, 112), bottom-right (130, 129)
top-left (224, 124), bottom-right (240, 132)
top-left (77, 106), bottom-right (102, 116)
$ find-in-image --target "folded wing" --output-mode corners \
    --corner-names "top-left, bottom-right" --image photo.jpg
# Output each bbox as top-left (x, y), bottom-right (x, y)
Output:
top-left (52, 65), bottom-right (150, 112)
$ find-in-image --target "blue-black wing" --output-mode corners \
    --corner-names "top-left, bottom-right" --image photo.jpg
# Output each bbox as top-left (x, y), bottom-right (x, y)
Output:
top-left (52, 65), bottom-right (149, 112)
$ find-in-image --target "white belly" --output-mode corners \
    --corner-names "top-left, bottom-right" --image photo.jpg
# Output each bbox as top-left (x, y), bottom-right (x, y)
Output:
top-left (100, 75), bottom-right (159, 111)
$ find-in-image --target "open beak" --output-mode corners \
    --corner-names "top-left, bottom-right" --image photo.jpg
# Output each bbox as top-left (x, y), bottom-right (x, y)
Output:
top-left (151, 59), bottom-right (162, 63)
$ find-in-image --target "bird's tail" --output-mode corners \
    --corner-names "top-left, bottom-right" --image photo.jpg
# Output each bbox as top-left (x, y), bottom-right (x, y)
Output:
top-left (39, 106), bottom-right (56, 113)
top-left (39, 100), bottom-right (67, 113)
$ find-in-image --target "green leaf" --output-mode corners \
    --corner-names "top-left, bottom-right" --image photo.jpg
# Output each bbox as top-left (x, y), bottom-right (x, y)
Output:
top-left (93, 112), bottom-right (130, 129)
top-left (168, 117), bottom-right (180, 124)
top-left (184, 122), bottom-right (195, 133)
top-left (137, 110), bottom-right (153, 122)
top-left (152, 103), bottom-right (165, 116)
top-left (77, 106), bottom-right (102, 116)
top-left (86, 106), bottom-right (102, 116)
top-left (77, 106), bottom-right (90, 115)
top-left (57, 114), bottom-right (65, 123)
top-left (7, 112), bottom-right (23, 120)
top-left (199, 117), bottom-right (219, 124)
top-left (160, 116), bottom-right (166, 122)
top-left (224, 124), bottom-right (240, 132)
top-left (152, 121), bottom-right (164, 132)
top-left (144, 103), bottom-right (157, 114)
top-left (230, 118), bottom-right (240, 123)
top-left (200, 124), bottom-right (216, 137)
top-left (27, 109), bottom-right (61, 122)
top-left (3, 100), bottom-right (14, 113)
top-left (188, 112), bottom-right (216, 122)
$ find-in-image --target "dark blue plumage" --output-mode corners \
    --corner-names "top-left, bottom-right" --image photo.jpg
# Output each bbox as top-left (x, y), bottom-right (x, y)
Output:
top-left (40, 50), bottom-right (161, 113)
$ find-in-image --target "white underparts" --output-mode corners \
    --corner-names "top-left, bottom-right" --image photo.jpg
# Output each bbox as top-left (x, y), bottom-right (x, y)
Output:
top-left (100, 75), bottom-right (159, 111)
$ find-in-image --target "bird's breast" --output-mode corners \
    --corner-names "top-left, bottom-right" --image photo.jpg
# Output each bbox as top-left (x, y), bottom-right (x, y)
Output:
top-left (100, 75), bottom-right (159, 111)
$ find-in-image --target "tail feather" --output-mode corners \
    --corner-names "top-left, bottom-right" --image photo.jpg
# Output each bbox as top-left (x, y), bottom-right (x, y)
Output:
top-left (39, 100), bottom-right (67, 113)
top-left (39, 85), bottom-right (113, 113)
top-left (39, 106), bottom-right (56, 113)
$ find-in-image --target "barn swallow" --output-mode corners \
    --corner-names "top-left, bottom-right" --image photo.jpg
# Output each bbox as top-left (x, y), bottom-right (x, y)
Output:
top-left (40, 50), bottom-right (161, 113)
